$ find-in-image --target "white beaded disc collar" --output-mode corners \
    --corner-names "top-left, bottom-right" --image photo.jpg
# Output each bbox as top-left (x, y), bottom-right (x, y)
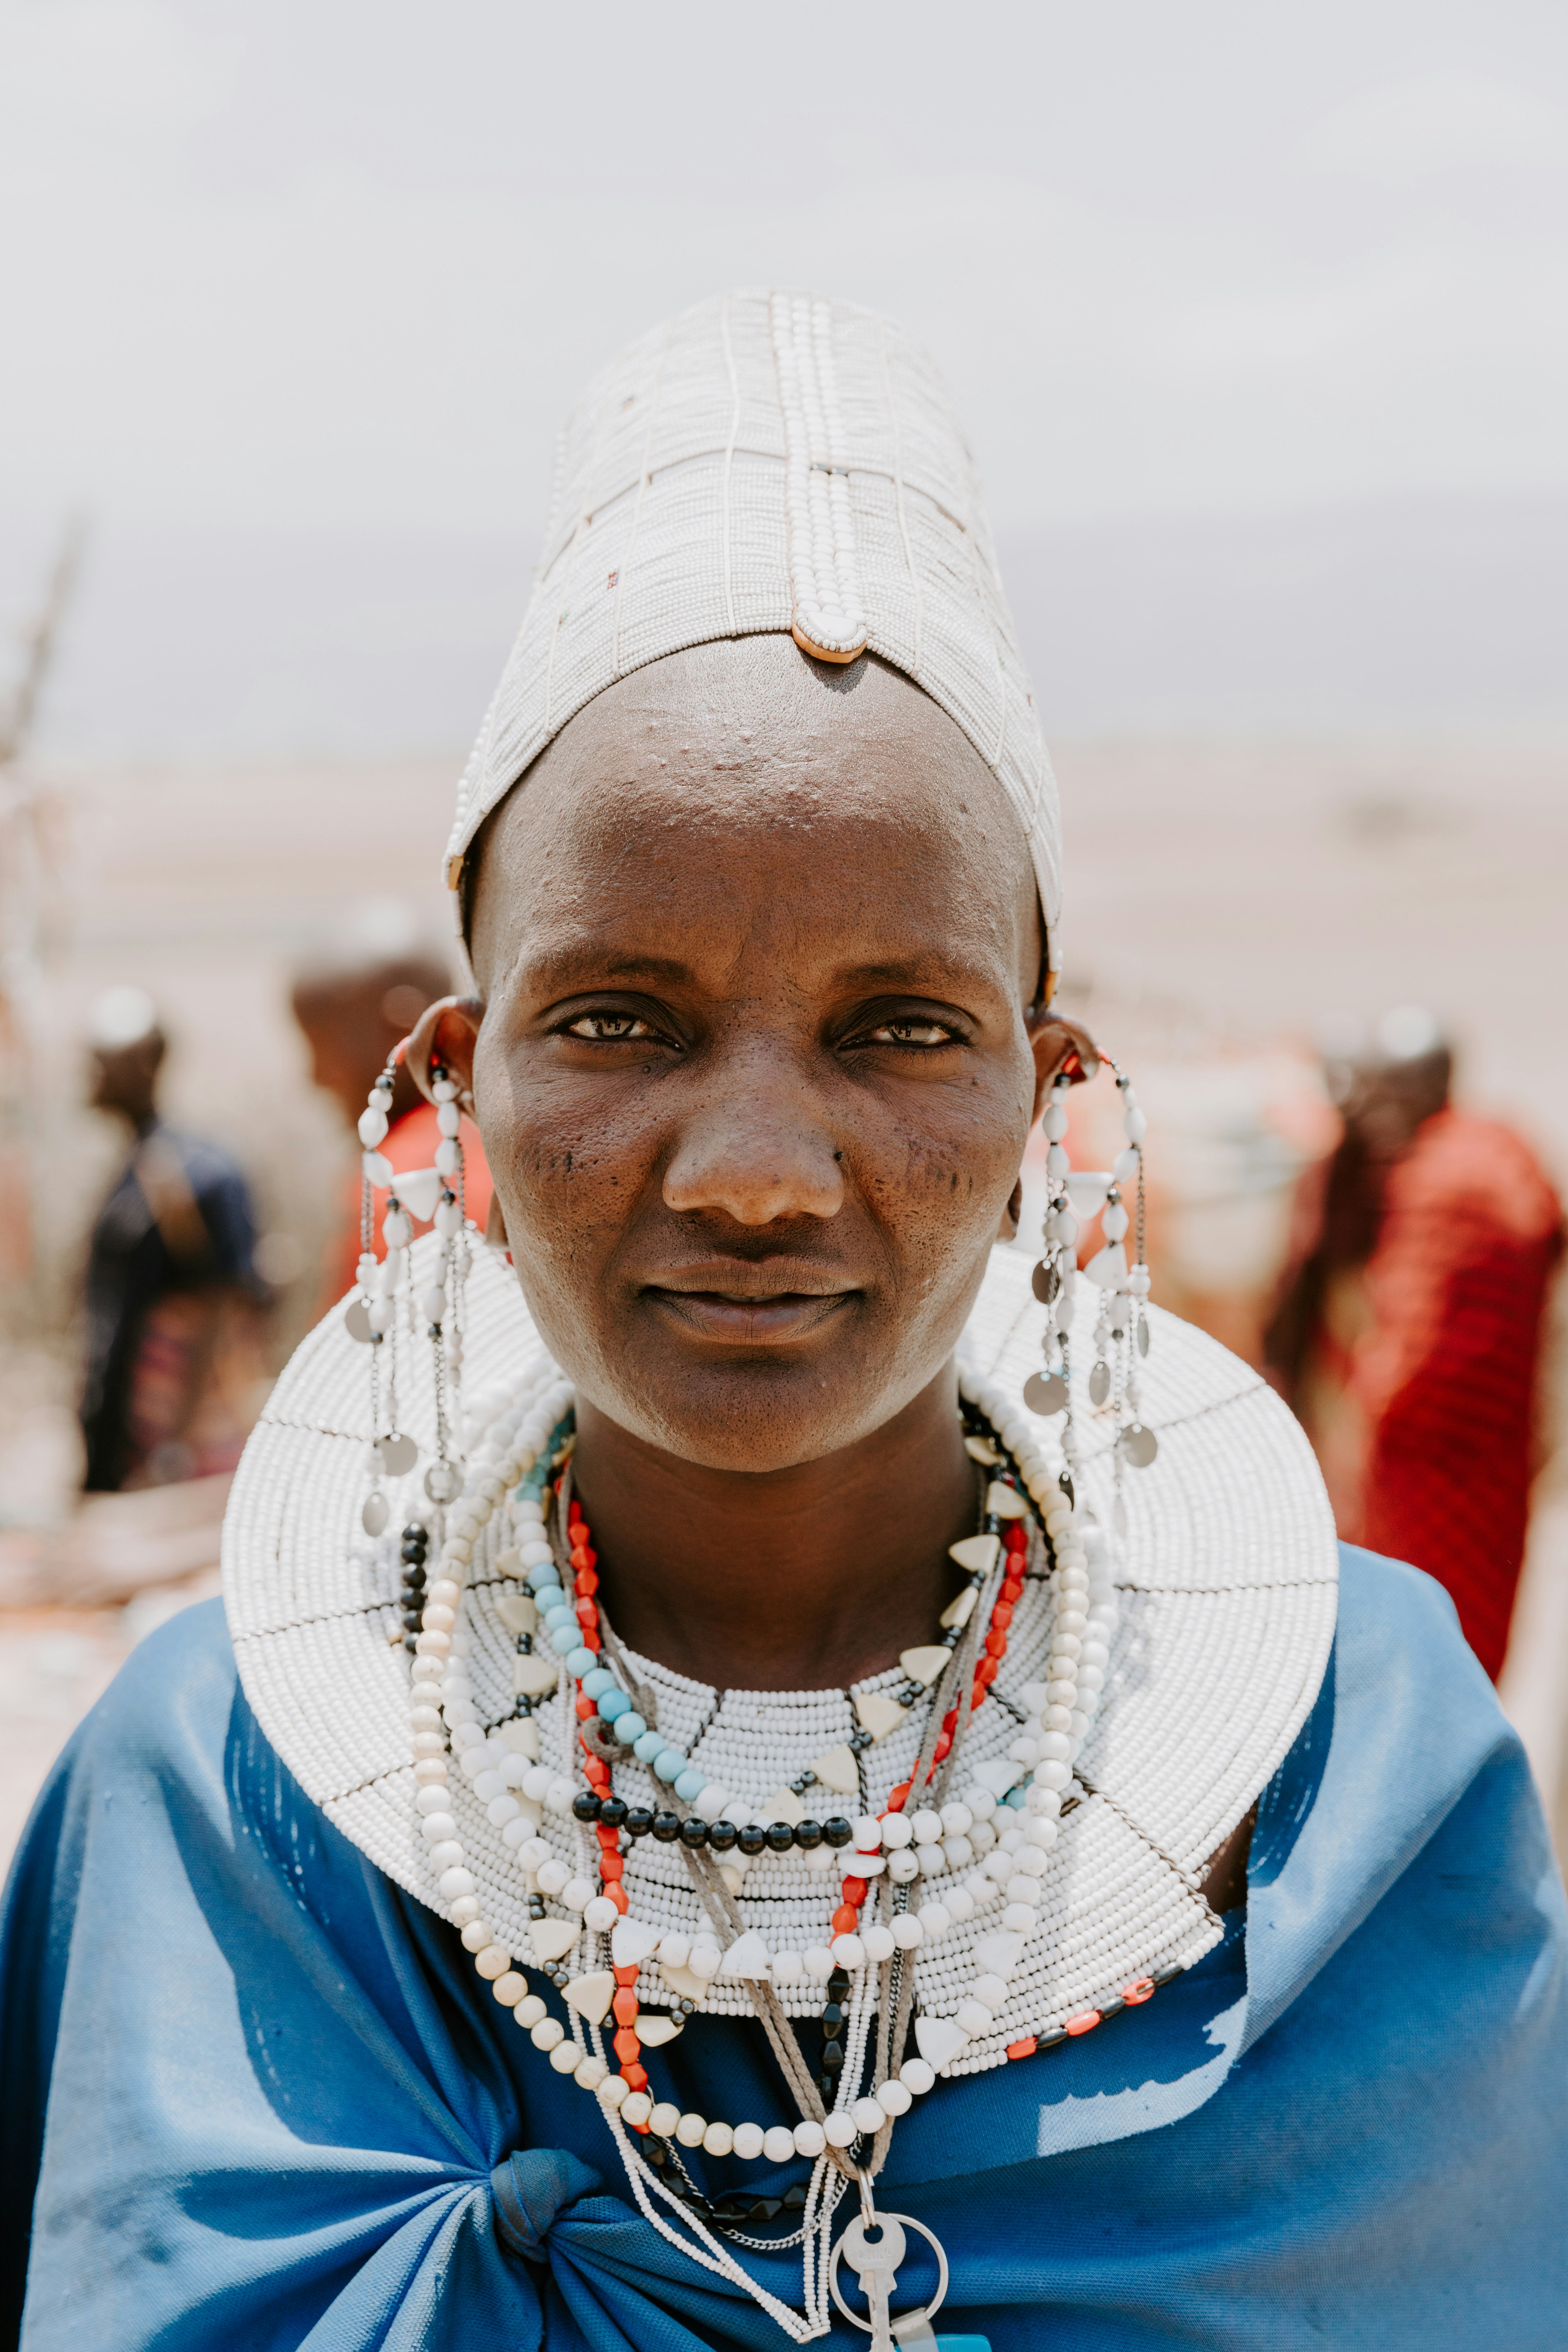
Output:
top-left (222, 1241), bottom-right (1338, 2066)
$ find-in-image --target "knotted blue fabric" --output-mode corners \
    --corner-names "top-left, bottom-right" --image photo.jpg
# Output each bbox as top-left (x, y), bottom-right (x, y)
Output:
top-left (3, 1548), bottom-right (1566, 2347)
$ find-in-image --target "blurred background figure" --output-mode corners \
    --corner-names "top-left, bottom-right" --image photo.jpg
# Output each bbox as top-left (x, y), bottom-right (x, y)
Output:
top-left (290, 917), bottom-right (492, 1307)
top-left (1267, 1009), bottom-right (1564, 1680)
top-left (79, 986), bottom-right (271, 1493)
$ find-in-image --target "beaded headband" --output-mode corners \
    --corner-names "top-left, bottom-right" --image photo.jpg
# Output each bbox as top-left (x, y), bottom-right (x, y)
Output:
top-left (445, 289), bottom-right (1063, 971)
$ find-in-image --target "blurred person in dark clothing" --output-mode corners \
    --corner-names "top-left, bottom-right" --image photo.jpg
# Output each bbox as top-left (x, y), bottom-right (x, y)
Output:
top-left (80, 987), bottom-right (270, 1492)
top-left (1267, 1008), bottom-right (1563, 1679)
top-left (291, 943), bottom-right (492, 1308)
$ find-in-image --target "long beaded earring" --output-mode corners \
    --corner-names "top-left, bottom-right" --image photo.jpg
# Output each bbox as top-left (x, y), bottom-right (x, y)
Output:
top-left (1024, 1055), bottom-right (1156, 1493)
top-left (421, 1055), bottom-right (469, 1509)
top-left (349, 1049), bottom-right (417, 1536)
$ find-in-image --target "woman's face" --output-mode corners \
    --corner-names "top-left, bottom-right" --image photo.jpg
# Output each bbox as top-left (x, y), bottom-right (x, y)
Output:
top-left (457, 637), bottom-right (1054, 1475)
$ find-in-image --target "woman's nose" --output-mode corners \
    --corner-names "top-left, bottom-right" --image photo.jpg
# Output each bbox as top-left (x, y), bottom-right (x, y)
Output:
top-left (662, 1068), bottom-right (846, 1227)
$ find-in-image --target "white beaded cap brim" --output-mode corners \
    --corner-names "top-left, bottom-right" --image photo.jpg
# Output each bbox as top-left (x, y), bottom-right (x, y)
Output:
top-left (446, 289), bottom-right (1062, 967)
top-left (223, 1242), bottom-right (1337, 2065)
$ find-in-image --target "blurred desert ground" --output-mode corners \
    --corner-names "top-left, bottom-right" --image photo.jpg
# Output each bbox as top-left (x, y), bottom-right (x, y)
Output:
top-left (4, 722), bottom-right (1567, 1865)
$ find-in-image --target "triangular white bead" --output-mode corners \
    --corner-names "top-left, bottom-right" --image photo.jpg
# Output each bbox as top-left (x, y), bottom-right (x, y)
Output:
top-left (986, 1482), bottom-right (1028, 1520)
top-left (899, 1645), bottom-right (951, 1689)
top-left (914, 2015), bottom-right (971, 2073)
top-left (396, 1167), bottom-right (444, 1221)
top-left (949, 1534), bottom-right (1001, 1575)
top-left (973, 1930), bottom-right (1027, 1980)
top-left (812, 1745), bottom-right (860, 1795)
top-left (719, 1930), bottom-right (771, 1979)
top-left (636, 2013), bottom-right (685, 2048)
top-left (610, 1918), bottom-right (660, 1967)
top-left (854, 1691), bottom-right (908, 1743)
top-left (562, 1970), bottom-right (615, 2025)
top-left (529, 1919), bottom-right (578, 1964)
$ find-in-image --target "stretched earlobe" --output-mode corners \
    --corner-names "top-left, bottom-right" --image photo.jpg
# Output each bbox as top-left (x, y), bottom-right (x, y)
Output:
top-left (406, 994), bottom-right (483, 1113)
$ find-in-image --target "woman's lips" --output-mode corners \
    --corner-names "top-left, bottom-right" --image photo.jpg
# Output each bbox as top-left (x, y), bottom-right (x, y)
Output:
top-left (641, 1278), bottom-right (857, 1345)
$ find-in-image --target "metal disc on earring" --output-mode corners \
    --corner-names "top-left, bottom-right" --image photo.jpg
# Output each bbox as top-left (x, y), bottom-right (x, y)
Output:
top-left (1088, 1361), bottom-right (1111, 1406)
top-left (1031, 1259), bottom-right (1060, 1306)
top-left (344, 1299), bottom-right (374, 1344)
top-left (378, 1432), bottom-right (418, 1476)
top-left (1023, 1370), bottom-right (1069, 1415)
top-left (424, 1460), bottom-right (460, 1504)
top-left (1121, 1422), bottom-right (1159, 1468)
top-left (1137, 1314), bottom-right (1151, 1357)
top-left (361, 1491), bottom-right (389, 1536)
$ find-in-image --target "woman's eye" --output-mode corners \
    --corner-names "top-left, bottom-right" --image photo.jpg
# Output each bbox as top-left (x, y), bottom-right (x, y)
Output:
top-left (564, 1013), bottom-right (654, 1041)
top-left (863, 1018), bottom-right (959, 1047)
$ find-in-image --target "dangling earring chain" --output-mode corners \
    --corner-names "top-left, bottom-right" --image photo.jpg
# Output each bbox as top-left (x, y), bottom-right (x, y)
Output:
top-left (1024, 1056), bottom-right (1157, 1505)
top-left (348, 1043), bottom-right (471, 1543)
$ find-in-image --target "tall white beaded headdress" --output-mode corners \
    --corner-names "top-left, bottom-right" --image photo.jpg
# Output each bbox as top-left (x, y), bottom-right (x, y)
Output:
top-left (444, 289), bottom-right (1063, 973)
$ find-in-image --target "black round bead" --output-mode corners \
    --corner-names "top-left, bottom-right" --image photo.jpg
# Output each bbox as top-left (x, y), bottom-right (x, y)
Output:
top-left (706, 1819), bottom-right (738, 1851)
top-left (625, 1807), bottom-right (654, 1838)
top-left (795, 1819), bottom-right (823, 1849)
top-left (400, 1607), bottom-right (423, 1632)
top-left (402, 1633), bottom-right (419, 1652)
top-left (651, 1810), bottom-right (682, 1843)
top-left (678, 1815), bottom-right (709, 1848)
top-left (736, 1822), bottom-right (768, 1856)
top-left (822, 1817), bottom-right (854, 1848)
top-left (571, 1791), bottom-right (602, 1822)
top-left (599, 1796), bottom-right (628, 1829)
top-left (402, 1561), bottom-right (427, 1588)
top-left (401, 1524), bottom-right (427, 1548)
top-left (765, 1819), bottom-right (795, 1853)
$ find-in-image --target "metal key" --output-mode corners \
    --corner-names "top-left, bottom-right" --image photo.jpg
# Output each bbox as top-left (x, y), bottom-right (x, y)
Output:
top-left (843, 2213), bottom-right (908, 2352)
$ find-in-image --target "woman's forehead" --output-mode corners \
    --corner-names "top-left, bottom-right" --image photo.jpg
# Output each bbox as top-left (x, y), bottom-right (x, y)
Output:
top-left (470, 643), bottom-right (1041, 994)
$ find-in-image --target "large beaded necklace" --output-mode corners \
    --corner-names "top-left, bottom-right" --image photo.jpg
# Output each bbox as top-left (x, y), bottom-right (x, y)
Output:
top-left (400, 1353), bottom-right (1187, 2338)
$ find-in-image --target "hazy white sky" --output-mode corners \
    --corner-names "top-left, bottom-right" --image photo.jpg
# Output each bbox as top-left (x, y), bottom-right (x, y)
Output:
top-left (2, 0), bottom-right (1565, 753)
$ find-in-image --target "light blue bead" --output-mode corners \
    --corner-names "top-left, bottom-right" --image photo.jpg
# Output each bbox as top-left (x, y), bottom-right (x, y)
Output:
top-left (549, 1625), bottom-right (580, 1656)
top-left (616, 1712), bottom-right (647, 1744)
top-left (674, 1770), bottom-right (707, 1802)
top-left (567, 1647), bottom-right (595, 1677)
top-left (530, 1568), bottom-right (561, 1594)
top-left (653, 1751), bottom-right (685, 1784)
top-left (1004, 1786), bottom-right (1027, 1810)
top-left (632, 1730), bottom-right (665, 1764)
top-left (582, 1668), bottom-right (615, 1700)
top-left (598, 1688), bottom-right (632, 1721)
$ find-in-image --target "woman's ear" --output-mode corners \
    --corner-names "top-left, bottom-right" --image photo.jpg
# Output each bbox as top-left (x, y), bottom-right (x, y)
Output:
top-left (1024, 1008), bottom-right (1100, 1122)
top-left (404, 995), bottom-right (484, 1113)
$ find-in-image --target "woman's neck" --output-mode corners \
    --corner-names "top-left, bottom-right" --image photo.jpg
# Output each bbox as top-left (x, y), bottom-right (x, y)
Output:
top-left (568, 1365), bottom-right (978, 1692)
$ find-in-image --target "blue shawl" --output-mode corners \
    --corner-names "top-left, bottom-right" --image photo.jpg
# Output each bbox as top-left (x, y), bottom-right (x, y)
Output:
top-left (3, 1547), bottom-right (1564, 2348)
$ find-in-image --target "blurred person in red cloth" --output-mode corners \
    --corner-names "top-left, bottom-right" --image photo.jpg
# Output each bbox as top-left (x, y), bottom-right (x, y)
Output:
top-left (291, 941), bottom-right (493, 1309)
top-left (1267, 1008), bottom-right (1563, 1678)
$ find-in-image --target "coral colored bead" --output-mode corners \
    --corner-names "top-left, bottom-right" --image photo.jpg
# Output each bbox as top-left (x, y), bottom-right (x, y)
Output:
top-left (612, 1988), bottom-right (640, 2026)
top-left (978, 1654), bottom-right (1001, 1682)
top-left (1006, 2036), bottom-right (1038, 2060)
top-left (568, 1501), bottom-right (583, 1526)
top-left (991, 1603), bottom-right (1014, 1631)
top-left (831, 1904), bottom-right (859, 1935)
top-left (612, 2027), bottom-right (642, 2062)
top-left (621, 2062), bottom-right (648, 2092)
top-left (1123, 1978), bottom-right (1155, 2005)
top-left (583, 1756), bottom-right (610, 1788)
top-left (599, 1851), bottom-right (624, 1881)
top-left (608, 1883), bottom-right (628, 1913)
top-left (933, 1732), bottom-right (953, 1761)
top-left (1065, 2011), bottom-right (1101, 2037)
top-left (888, 1783), bottom-right (912, 1812)
top-left (1002, 1577), bottom-right (1024, 1601)
top-left (941, 1709), bottom-right (959, 1733)
top-left (613, 1964), bottom-right (639, 1987)
top-left (575, 1599), bottom-right (597, 1627)
top-left (582, 1628), bottom-right (601, 1652)
top-left (985, 1628), bottom-right (1007, 1658)
top-left (596, 1821), bottom-right (621, 1847)
top-left (840, 1877), bottom-right (868, 1907)
top-left (575, 1569), bottom-right (599, 1594)
top-left (1005, 1520), bottom-right (1028, 1546)
top-left (575, 1695), bottom-right (596, 1720)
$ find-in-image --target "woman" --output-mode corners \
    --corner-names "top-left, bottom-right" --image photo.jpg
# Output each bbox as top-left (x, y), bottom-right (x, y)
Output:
top-left (4, 292), bottom-right (1564, 2350)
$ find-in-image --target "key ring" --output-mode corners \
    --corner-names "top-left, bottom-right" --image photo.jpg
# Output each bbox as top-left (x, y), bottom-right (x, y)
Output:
top-left (829, 2208), bottom-right (950, 2335)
